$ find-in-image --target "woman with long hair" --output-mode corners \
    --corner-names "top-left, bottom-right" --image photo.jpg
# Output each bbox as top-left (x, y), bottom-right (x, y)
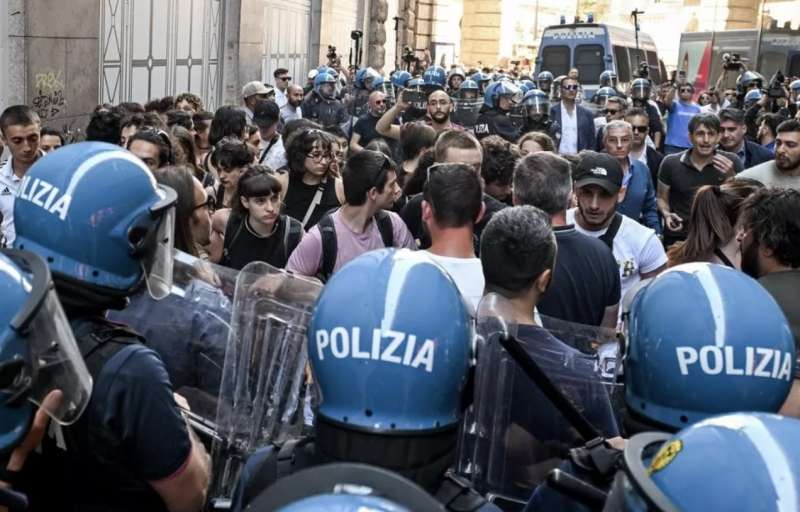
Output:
top-left (667, 178), bottom-right (764, 268)
top-left (208, 165), bottom-right (303, 269)
top-left (152, 165), bottom-right (213, 258)
top-left (277, 129), bottom-right (344, 229)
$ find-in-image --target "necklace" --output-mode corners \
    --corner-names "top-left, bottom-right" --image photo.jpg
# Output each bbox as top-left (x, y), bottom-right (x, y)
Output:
top-left (244, 215), bottom-right (278, 238)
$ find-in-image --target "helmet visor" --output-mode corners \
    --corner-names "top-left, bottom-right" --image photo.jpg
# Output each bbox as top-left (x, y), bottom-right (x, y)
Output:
top-left (1, 249), bottom-right (92, 425)
top-left (142, 185), bottom-right (177, 300)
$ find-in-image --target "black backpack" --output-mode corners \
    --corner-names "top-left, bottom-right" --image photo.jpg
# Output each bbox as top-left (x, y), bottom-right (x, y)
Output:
top-left (222, 210), bottom-right (303, 268)
top-left (317, 209), bottom-right (394, 282)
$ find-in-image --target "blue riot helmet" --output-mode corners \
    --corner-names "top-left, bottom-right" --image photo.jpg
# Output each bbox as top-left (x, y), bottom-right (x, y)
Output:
top-left (621, 263), bottom-right (795, 432)
top-left (14, 142), bottom-right (178, 300)
top-left (391, 70), bottom-right (412, 90)
top-left (457, 79), bottom-right (480, 100)
top-left (522, 88), bottom-right (550, 118)
top-left (607, 412), bottom-right (800, 512)
top-left (422, 65), bottom-right (447, 92)
top-left (309, 249), bottom-right (471, 432)
top-left (314, 71), bottom-right (338, 99)
top-left (537, 71), bottom-right (554, 93)
top-left (599, 70), bottom-right (618, 89)
top-left (629, 77), bottom-right (652, 101)
top-left (744, 88), bottom-right (763, 109)
top-left (483, 80), bottom-right (522, 110)
top-left (249, 463), bottom-right (445, 512)
top-left (790, 79), bottom-right (800, 104)
top-left (355, 67), bottom-right (381, 90)
top-left (470, 71), bottom-right (492, 94)
top-left (593, 86), bottom-right (619, 108)
top-left (0, 249), bottom-right (92, 453)
top-left (519, 79), bottom-right (536, 94)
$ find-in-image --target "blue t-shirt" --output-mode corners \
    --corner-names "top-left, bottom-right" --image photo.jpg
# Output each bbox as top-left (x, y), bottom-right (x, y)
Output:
top-left (36, 343), bottom-right (192, 511)
top-left (665, 100), bottom-right (701, 149)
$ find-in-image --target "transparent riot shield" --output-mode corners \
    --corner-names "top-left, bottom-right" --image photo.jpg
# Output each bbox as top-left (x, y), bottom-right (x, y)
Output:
top-left (456, 294), bottom-right (622, 507)
top-left (109, 250), bottom-right (237, 427)
top-left (451, 98), bottom-right (483, 129)
top-left (210, 260), bottom-right (323, 505)
top-left (377, 81), bottom-right (397, 108)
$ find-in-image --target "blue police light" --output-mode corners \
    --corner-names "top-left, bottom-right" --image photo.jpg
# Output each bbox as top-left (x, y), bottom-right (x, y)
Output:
top-left (587, 12), bottom-right (594, 23)
top-left (560, 15), bottom-right (566, 25)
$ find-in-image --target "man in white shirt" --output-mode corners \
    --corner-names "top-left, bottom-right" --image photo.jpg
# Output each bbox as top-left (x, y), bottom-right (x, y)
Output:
top-left (550, 76), bottom-right (597, 155)
top-left (253, 100), bottom-right (287, 171)
top-left (0, 106), bottom-right (44, 246)
top-left (422, 163), bottom-right (486, 312)
top-left (272, 68), bottom-right (291, 109)
top-left (566, 151), bottom-right (667, 300)
top-left (280, 84), bottom-right (304, 123)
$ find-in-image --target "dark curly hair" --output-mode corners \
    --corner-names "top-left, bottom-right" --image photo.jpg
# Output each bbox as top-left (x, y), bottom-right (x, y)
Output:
top-left (738, 187), bottom-right (800, 268)
top-left (480, 135), bottom-right (521, 187)
top-left (286, 129), bottom-right (334, 180)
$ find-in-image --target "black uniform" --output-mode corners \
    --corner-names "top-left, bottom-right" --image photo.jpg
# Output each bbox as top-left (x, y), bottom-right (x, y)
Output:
top-left (301, 92), bottom-right (349, 128)
top-left (522, 118), bottom-right (561, 143)
top-left (473, 108), bottom-right (520, 142)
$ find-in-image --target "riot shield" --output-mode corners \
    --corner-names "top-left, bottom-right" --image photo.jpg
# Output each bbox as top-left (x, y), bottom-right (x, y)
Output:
top-left (210, 260), bottom-right (323, 504)
top-left (457, 294), bottom-right (622, 506)
top-left (109, 250), bottom-right (237, 425)
top-left (451, 98), bottom-right (483, 129)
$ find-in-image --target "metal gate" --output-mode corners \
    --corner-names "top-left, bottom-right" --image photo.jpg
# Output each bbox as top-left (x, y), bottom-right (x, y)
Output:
top-left (100, 0), bottom-right (224, 110)
top-left (261, 0), bottom-right (312, 86)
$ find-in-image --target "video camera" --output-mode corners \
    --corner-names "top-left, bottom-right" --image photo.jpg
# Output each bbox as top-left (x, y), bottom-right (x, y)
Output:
top-left (327, 45), bottom-right (338, 61)
top-left (722, 53), bottom-right (743, 71)
top-left (767, 70), bottom-right (786, 99)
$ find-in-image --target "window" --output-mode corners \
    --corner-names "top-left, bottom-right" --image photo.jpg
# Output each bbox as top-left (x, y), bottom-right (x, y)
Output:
top-left (646, 50), bottom-right (661, 83)
top-left (613, 45), bottom-right (630, 82)
top-left (760, 52), bottom-right (786, 79)
top-left (789, 54), bottom-right (800, 77)
top-left (575, 44), bottom-right (605, 84)
top-left (541, 45), bottom-right (571, 78)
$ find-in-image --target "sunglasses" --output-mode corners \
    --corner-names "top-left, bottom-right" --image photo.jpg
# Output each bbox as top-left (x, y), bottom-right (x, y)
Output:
top-left (680, 88), bottom-right (693, 93)
top-left (631, 125), bottom-right (649, 133)
top-left (279, 76), bottom-right (292, 81)
top-left (562, 84), bottom-right (579, 91)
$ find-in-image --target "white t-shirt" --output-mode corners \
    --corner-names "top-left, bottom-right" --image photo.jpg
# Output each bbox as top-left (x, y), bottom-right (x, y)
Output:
top-left (259, 135), bottom-right (287, 171)
top-left (566, 209), bottom-right (667, 300)
top-left (425, 253), bottom-right (485, 313)
top-left (559, 102), bottom-right (579, 155)
top-left (274, 88), bottom-right (288, 108)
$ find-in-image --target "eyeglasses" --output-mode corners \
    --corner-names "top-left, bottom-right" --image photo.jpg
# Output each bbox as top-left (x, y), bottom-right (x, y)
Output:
top-left (680, 88), bottom-right (693, 93)
top-left (562, 84), bottom-right (579, 91)
top-left (631, 125), bottom-right (649, 133)
top-left (604, 109), bottom-right (621, 115)
top-left (307, 151), bottom-right (333, 162)
top-left (193, 195), bottom-right (215, 212)
top-left (279, 76), bottom-right (292, 81)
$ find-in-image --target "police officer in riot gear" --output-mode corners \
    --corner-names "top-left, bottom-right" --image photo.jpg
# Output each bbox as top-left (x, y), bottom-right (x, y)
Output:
top-left (302, 70), bottom-right (350, 129)
top-left (457, 80), bottom-right (480, 101)
top-left (629, 77), bottom-right (664, 148)
top-left (448, 68), bottom-right (467, 95)
top-left (537, 71), bottom-right (554, 96)
top-left (230, 249), bottom-right (500, 512)
top-left (736, 70), bottom-right (765, 109)
top-left (474, 80), bottom-right (523, 142)
top-left (424, 65), bottom-right (448, 95)
top-left (592, 86), bottom-right (620, 110)
top-left (352, 67), bottom-right (382, 117)
top-left (13, 142), bottom-right (211, 511)
top-left (599, 70), bottom-right (618, 90)
top-left (521, 89), bottom-right (559, 141)
top-left (525, 263), bottom-right (796, 511)
top-left (470, 71), bottom-right (492, 95)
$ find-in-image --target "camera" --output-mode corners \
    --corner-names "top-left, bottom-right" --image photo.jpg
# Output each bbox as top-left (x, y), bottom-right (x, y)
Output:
top-left (768, 70), bottom-right (786, 99)
top-left (401, 46), bottom-right (415, 64)
top-left (722, 53), bottom-right (742, 71)
top-left (637, 61), bottom-right (650, 79)
top-left (327, 45), bottom-right (338, 60)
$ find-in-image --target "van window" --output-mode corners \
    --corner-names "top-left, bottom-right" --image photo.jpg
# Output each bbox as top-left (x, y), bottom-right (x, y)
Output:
top-left (613, 45), bottom-right (630, 82)
top-left (628, 48), bottom-right (646, 74)
top-left (789, 53), bottom-right (800, 77)
top-left (575, 44), bottom-right (604, 84)
top-left (760, 51), bottom-right (786, 78)
top-left (646, 50), bottom-right (661, 83)
top-left (541, 45), bottom-right (570, 78)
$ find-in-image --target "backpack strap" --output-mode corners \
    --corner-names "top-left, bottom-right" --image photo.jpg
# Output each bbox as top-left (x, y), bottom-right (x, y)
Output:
top-left (282, 216), bottom-right (304, 263)
top-left (599, 213), bottom-right (623, 250)
top-left (374, 210), bottom-right (394, 248)
top-left (71, 317), bottom-right (144, 377)
top-left (301, 176), bottom-right (329, 229)
top-left (317, 213), bottom-right (337, 282)
top-left (221, 210), bottom-right (245, 267)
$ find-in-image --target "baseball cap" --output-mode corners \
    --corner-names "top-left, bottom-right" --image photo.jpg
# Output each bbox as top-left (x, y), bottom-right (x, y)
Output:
top-left (574, 151), bottom-right (623, 193)
top-left (242, 81), bottom-right (272, 98)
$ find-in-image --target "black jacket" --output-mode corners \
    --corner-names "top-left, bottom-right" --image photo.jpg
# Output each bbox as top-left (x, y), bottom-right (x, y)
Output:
top-left (473, 108), bottom-right (520, 143)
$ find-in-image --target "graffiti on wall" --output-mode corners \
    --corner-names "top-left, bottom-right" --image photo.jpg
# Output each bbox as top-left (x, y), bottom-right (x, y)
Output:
top-left (32, 70), bottom-right (66, 120)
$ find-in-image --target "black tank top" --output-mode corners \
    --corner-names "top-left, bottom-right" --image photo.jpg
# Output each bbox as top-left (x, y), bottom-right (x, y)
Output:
top-left (283, 173), bottom-right (340, 229)
top-left (222, 215), bottom-right (289, 270)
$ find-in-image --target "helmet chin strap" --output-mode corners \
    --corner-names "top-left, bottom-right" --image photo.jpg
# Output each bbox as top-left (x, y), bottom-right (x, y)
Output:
top-left (52, 272), bottom-right (130, 318)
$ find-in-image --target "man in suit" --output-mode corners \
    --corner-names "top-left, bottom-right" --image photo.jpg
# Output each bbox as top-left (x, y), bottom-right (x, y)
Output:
top-left (550, 76), bottom-right (596, 155)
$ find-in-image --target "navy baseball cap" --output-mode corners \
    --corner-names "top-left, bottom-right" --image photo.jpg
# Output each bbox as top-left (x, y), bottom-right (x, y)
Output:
top-left (574, 151), bottom-right (623, 194)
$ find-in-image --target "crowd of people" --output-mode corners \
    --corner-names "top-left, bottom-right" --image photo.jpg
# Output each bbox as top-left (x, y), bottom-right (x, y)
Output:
top-left (0, 54), bottom-right (798, 511)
